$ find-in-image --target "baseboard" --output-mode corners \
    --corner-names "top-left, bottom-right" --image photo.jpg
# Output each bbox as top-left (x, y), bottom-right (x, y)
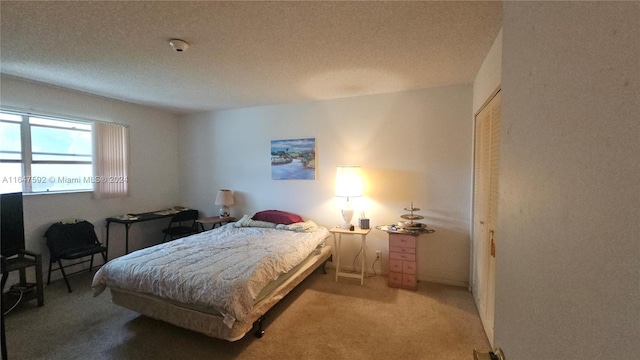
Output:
top-left (419, 276), bottom-right (469, 288)
top-left (325, 262), bottom-right (469, 288)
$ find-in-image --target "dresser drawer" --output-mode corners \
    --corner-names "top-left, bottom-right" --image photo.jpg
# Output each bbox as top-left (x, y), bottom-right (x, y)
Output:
top-left (389, 260), bottom-right (403, 273)
top-left (389, 246), bottom-right (416, 254)
top-left (389, 234), bottom-right (416, 249)
top-left (402, 261), bottom-right (416, 275)
top-left (390, 252), bottom-right (416, 262)
top-left (402, 274), bottom-right (417, 289)
top-left (389, 272), bottom-right (403, 287)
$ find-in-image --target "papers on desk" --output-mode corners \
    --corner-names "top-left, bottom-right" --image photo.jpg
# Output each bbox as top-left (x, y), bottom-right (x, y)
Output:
top-left (153, 209), bottom-right (179, 216)
top-left (113, 214), bottom-right (138, 221)
top-left (153, 207), bottom-right (189, 216)
top-left (111, 207), bottom-right (189, 220)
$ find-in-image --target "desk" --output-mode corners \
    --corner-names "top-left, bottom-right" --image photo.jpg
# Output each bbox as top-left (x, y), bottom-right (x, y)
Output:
top-left (106, 209), bottom-right (195, 257)
top-left (196, 216), bottom-right (236, 231)
top-left (330, 226), bottom-right (371, 285)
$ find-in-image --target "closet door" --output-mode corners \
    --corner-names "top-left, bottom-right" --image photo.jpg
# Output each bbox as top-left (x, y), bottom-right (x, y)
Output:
top-left (472, 90), bottom-right (501, 346)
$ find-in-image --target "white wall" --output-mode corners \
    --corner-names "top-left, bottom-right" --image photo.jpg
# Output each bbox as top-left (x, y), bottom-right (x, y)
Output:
top-left (179, 85), bottom-right (474, 286)
top-left (1, 76), bottom-right (181, 281)
top-left (473, 29), bottom-right (502, 114)
top-left (497, 2), bottom-right (639, 358)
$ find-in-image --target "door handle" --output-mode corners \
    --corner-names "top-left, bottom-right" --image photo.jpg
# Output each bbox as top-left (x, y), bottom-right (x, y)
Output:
top-left (490, 230), bottom-right (495, 257)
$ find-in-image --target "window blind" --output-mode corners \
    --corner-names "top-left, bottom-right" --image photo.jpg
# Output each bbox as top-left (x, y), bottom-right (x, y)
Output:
top-left (92, 122), bottom-right (129, 198)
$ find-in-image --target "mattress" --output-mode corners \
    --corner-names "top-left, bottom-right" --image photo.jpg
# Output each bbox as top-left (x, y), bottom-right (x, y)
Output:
top-left (108, 244), bottom-right (332, 341)
top-left (92, 222), bottom-right (331, 339)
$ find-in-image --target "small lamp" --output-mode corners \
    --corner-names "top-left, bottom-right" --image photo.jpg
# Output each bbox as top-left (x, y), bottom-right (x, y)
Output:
top-left (215, 189), bottom-right (234, 217)
top-left (335, 166), bottom-right (363, 229)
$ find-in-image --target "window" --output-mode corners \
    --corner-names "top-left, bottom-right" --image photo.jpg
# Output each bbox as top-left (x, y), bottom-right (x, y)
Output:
top-left (0, 113), bottom-right (23, 193)
top-left (1, 110), bottom-right (101, 194)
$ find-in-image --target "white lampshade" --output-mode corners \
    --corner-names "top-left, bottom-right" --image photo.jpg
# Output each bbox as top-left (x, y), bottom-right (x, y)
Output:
top-left (335, 166), bottom-right (363, 199)
top-left (335, 166), bottom-right (363, 228)
top-left (215, 189), bottom-right (234, 217)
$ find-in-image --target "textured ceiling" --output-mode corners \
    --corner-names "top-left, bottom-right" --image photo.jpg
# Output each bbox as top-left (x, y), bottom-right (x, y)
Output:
top-left (0, 1), bottom-right (502, 115)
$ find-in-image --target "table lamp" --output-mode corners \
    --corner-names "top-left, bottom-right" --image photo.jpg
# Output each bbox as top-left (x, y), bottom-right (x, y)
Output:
top-left (335, 165), bottom-right (363, 229)
top-left (215, 189), bottom-right (234, 217)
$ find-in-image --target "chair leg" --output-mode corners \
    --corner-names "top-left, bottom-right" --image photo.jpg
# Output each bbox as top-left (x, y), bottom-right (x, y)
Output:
top-left (47, 258), bottom-right (53, 285)
top-left (1, 307), bottom-right (7, 360)
top-left (89, 254), bottom-right (94, 272)
top-left (35, 254), bottom-right (44, 306)
top-left (101, 250), bottom-right (107, 263)
top-left (58, 260), bottom-right (73, 293)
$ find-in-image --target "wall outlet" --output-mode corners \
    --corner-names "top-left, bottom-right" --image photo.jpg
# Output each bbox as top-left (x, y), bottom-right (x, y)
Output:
top-left (375, 250), bottom-right (381, 259)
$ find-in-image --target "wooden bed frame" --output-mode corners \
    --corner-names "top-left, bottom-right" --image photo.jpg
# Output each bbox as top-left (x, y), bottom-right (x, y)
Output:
top-left (107, 245), bottom-right (332, 341)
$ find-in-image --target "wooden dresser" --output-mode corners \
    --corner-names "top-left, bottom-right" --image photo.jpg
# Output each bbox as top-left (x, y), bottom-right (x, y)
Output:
top-left (388, 233), bottom-right (418, 290)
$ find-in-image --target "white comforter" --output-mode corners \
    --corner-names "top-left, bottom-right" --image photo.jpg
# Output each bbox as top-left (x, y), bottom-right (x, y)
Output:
top-left (92, 223), bottom-right (329, 328)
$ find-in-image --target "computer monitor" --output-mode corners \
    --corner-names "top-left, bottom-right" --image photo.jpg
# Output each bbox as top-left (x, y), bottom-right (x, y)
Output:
top-left (1, 192), bottom-right (25, 258)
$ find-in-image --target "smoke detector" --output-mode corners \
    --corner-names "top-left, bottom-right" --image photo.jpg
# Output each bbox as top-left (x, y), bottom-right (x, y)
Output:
top-left (169, 39), bottom-right (189, 52)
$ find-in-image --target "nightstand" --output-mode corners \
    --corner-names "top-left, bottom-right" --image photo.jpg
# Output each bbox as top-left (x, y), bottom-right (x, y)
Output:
top-left (330, 226), bottom-right (371, 285)
top-left (196, 216), bottom-right (236, 231)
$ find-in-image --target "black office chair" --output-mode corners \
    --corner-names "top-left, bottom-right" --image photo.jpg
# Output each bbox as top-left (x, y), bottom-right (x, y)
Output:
top-left (44, 220), bottom-right (107, 293)
top-left (162, 209), bottom-right (199, 242)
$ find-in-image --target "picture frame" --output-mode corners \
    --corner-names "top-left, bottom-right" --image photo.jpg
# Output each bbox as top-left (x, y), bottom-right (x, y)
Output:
top-left (270, 138), bottom-right (316, 180)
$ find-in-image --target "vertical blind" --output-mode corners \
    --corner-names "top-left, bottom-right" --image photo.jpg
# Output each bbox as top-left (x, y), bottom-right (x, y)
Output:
top-left (92, 122), bottom-right (129, 198)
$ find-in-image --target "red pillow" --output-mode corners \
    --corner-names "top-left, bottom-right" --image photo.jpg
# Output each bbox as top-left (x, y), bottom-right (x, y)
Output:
top-left (252, 210), bottom-right (303, 225)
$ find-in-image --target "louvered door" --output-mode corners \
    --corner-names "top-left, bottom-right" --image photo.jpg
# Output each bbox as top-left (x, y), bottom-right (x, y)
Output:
top-left (472, 89), bottom-right (501, 346)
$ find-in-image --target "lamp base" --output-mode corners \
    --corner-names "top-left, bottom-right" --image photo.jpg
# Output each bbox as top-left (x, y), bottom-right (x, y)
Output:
top-left (219, 205), bottom-right (230, 218)
top-left (341, 208), bottom-right (354, 229)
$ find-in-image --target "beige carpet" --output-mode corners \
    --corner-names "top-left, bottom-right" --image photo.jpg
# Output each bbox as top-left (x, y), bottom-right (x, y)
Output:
top-left (4, 269), bottom-right (489, 360)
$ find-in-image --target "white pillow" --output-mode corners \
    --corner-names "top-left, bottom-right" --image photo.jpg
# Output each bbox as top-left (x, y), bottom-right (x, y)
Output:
top-left (234, 214), bottom-right (277, 228)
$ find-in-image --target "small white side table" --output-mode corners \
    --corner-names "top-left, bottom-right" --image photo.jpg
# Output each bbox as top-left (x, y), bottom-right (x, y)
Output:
top-left (330, 226), bottom-right (371, 285)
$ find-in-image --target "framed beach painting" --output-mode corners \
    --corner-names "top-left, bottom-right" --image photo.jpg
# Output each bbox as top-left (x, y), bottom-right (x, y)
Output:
top-left (271, 138), bottom-right (316, 180)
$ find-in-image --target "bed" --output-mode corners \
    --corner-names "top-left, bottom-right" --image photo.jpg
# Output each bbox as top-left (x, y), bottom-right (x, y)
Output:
top-left (92, 214), bottom-right (332, 341)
